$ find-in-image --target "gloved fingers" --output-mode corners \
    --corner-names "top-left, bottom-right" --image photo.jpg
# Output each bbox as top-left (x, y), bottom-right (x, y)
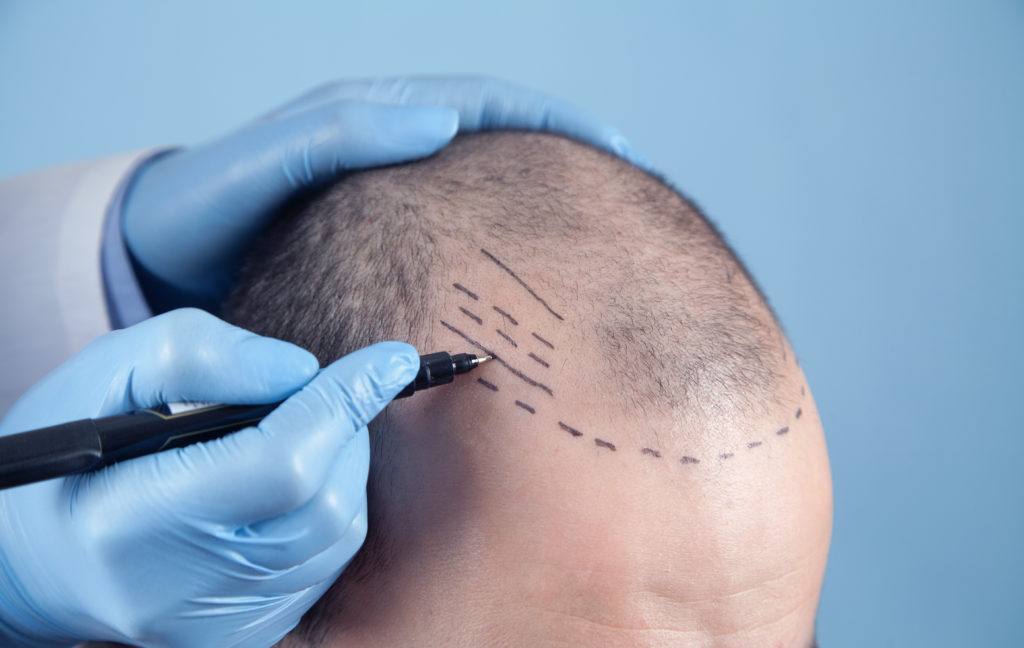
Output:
top-left (262, 76), bottom-right (650, 170)
top-left (220, 576), bottom-right (336, 648)
top-left (225, 428), bottom-right (370, 572)
top-left (239, 512), bottom-right (363, 598)
top-left (136, 342), bottom-right (417, 526)
top-left (123, 101), bottom-right (457, 304)
top-left (0, 309), bottom-right (317, 434)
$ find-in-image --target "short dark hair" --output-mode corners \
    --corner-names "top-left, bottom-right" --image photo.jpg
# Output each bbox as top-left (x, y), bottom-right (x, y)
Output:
top-left (222, 132), bottom-right (788, 646)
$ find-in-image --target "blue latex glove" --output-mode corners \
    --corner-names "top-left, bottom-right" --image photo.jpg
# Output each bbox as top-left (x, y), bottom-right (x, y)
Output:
top-left (122, 76), bottom-right (646, 313)
top-left (0, 309), bottom-right (418, 648)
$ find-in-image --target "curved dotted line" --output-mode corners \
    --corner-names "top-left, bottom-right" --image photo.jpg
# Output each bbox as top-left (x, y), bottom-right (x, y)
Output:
top-left (470, 367), bottom-right (808, 470)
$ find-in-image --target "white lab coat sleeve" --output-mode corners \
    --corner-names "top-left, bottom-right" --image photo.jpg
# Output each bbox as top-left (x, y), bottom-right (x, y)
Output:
top-left (0, 150), bottom-right (162, 418)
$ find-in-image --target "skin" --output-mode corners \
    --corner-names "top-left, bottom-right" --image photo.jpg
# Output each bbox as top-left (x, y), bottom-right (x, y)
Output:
top-left (302, 251), bottom-right (833, 648)
top-left (84, 132), bottom-right (832, 648)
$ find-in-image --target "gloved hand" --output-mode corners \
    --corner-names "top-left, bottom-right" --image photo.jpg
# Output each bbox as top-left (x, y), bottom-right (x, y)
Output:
top-left (0, 309), bottom-right (418, 648)
top-left (122, 75), bottom-right (646, 313)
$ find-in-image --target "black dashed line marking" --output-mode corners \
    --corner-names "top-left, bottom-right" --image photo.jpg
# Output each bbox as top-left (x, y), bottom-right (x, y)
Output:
top-left (558, 421), bottom-right (583, 437)
top-left (452, 283), bottom-right (478, 300)
top-left (795, 407), bottom-right (803, 419)
top-left (496, 329), bottom-right (518, 348)
top-left (476, 378), bottom-right (498, 392)
top-left (492, 306), bottom-right (518, 325)
top-left (680, 456), bottom-right (701, 464)
top-left (440, 320), bottom-right (553, 396)
top-left (719, 453), bottom-right (735, 460)
top-left (458, 306), bottom-right (482, 325)
top-left (595, 438), bottom-right (617, 451)
top-left (641, 447), bottom-right (662, 458)
top-left (527, 352), bottom-right (549, 368)
top-left (747, 441), bottom-right (763, 449)
top-left (481, 248), bottom-right (564, 321)
top-left (531, 332), bottom-right (555, 349)
top-left (514, 400), bottom-right (535, 414)
top-left (776, 426), bottom-right (790, 436)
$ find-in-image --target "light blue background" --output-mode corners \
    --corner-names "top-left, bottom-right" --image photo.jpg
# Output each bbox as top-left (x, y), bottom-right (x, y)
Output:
top-left (1, 1), bottom-right (1021, 645)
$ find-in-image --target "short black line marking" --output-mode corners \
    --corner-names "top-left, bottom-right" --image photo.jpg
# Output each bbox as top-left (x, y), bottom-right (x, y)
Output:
top-left (481, 248), bottom-right (564, 321)
top-left (795, 407), bottom-right (803, 419)
top-left (680, 456), bottom-right (701, 464)
top-left (776, 426), bottom-right (790, 436)
top-left (527, 352), bottom-right (550, 368)
top-left (719, 453), bottom-right (734, 460)
top-left (458, 306), bottom-right (483, 325)
top-left (496, 329), bottom-right (518, 348)
top-left (531, 332), bottom-right (555, 350)
top-left (595, 438), bottom-right (617, 451)
top-left (492, 306), bottom-right (518, 325)
top-left (514, 400), bottom-right (535, 414)
top-left (452, 283), bottom-right (478, 300)
top-left (641, 447), bottom-right (662, 458)
top-left (476, 378), bottom-right (498, 392)
top-left (800, 385), bottom-right (805, 396)
top-left (440, 320), bottom-right (553, 396)
top-left (558, 421), bottom-right (583, 437)
top-left (747, 441), bottom-right (763, 449)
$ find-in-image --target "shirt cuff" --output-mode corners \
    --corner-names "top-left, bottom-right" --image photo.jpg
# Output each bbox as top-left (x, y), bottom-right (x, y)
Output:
top-left (100, 149), bottom-right (176, 329)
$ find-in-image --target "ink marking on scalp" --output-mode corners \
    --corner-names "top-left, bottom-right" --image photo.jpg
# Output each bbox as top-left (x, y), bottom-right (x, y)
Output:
top-left (492, 306), bottom-right (518, 326)
top-left (480, 248), bottom-right (564, 321)
top-left (747, 441), bottom-right (763, 449)
top-left (719, 453), bottom-right (735, 460)
top-left (476, 378), bottom-right (499, 392)
top-left (800, 385), bottom-right (805, 396)
top-left (776, 426), bottom-right (790, 436)
top-left (439, 320), bottom-right (554, 397)
top-left (795, 407), bottom-right (803, 419)
top-left (452, 283), bottom-right (478, 300)
top-left (458, 306), bottom-right (483, 326)
top-left (558, 421), bottom-right (583, 438)
top-left (680, 456), bottom-right (701, 464)
top-left (527, 352), bottom-right (550, 368)
top-left (641, 447), bottom-right (662, 458)
top-left (594, 438), bottom-right (617, 451)
top-left (514, 400), bottom-right (536, 414)
top-left (496, 329), bottom-right (518, 348)
top-left (531, 332), bottom-right (555, 350)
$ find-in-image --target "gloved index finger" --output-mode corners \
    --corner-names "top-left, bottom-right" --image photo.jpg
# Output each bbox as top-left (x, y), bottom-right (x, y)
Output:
top-left (261, 76), bottom-right (651, 171)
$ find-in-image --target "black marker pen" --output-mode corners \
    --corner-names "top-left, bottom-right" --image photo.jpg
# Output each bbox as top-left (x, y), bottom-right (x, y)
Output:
top-left (0, 351), bottom-right (491, 490)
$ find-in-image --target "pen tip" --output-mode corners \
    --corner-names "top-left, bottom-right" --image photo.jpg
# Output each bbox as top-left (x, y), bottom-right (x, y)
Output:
top-left (476, 355), bottom-right (493, 365)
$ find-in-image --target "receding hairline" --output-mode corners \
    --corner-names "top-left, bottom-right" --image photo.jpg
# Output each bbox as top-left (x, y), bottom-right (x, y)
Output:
top-left (225, 131), bottom-right (788, 424)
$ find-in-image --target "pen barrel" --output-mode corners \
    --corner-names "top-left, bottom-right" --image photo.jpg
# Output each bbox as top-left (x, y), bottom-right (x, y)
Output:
top-left (95, 403), bottom-right (279, 467)
top-left (0, 420), bottom-right (102, 489)
top-left (395, 352), bottom-right (456, 399)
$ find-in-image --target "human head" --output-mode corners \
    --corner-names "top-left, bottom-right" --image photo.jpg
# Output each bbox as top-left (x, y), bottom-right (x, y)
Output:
top-left (223, 132), bottom-right (832, 647)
